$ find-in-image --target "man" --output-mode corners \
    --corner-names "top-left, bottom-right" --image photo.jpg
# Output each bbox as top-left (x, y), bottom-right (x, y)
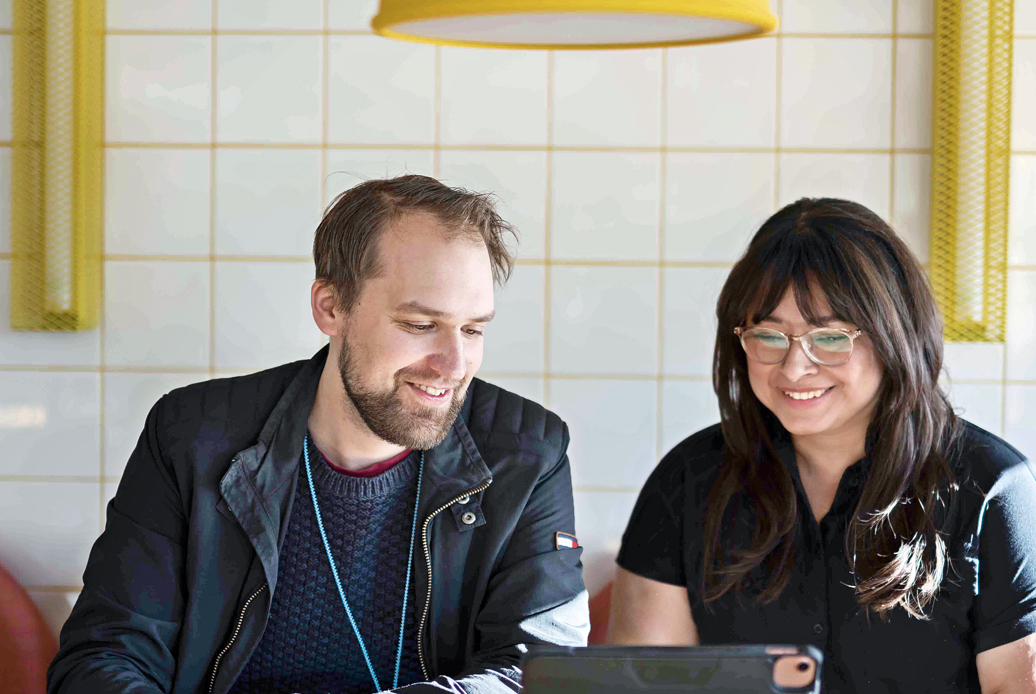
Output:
top-left (48, 175), bottom-right (589, 694)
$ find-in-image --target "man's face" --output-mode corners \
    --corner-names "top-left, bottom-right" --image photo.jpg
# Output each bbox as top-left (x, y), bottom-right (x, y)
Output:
top-left (336, 213), bottom-right (495, 450)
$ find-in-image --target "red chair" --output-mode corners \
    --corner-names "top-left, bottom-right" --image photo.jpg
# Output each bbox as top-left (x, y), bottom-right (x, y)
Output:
top-left (0, 561), bottom-right (59, 694)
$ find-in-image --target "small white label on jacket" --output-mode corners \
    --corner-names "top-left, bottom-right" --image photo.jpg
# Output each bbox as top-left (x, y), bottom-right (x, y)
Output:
top-left (555, 532), bottom-right (579, 550)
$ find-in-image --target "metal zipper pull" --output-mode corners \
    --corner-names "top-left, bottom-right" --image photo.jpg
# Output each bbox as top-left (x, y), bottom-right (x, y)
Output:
top-left (416, 481), bottom-right (492, 681)
top-left (207, 582), bottom-right (268, 694)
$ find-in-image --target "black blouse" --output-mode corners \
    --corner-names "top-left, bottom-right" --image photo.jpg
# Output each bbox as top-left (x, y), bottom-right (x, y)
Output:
top-left (617, 420), bottom-right (1036, 693)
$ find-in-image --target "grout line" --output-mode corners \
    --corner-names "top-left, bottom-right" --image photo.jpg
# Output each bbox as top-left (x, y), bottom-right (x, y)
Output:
top-left (0, 140), bottom-right (12, 147)
top-left (98, 141), bottom-right (936, 154)
top-left (1, 367), bottom-right (717, 379)
top-left (888, 0), bottom-right (898, 223)
top-left (1, 253), bottom-right (11, 260)
top-left (656, 47), bottom-right (668, 464)
top-left (209, 1), bottom-right (219, 379)
top-left (543, 50), bottom-right (554, 407)
top-left (433, 46), bottom-right (442, 177)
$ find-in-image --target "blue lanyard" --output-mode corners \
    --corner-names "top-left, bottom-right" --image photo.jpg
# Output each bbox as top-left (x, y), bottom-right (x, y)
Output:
top-left (303, 433), bottom-right (424, 692)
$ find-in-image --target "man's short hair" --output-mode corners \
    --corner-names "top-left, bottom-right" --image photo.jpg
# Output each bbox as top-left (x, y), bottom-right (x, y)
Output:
top-left (313, 174), bottom-right (517, 310)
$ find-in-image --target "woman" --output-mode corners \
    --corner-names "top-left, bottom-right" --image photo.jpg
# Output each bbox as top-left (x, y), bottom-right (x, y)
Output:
top-left (610, 198), bottom-right (1036, 692)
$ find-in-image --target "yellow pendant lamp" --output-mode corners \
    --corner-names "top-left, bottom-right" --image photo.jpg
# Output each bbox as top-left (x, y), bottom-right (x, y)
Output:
top-left (371, 0), bottom-right (778, 50)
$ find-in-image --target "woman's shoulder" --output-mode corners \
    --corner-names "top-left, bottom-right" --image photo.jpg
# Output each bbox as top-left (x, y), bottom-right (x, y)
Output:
top-left (648, 423), bottom-right (729, 489)
top-left (953, 419), bottom-right (1034, 493)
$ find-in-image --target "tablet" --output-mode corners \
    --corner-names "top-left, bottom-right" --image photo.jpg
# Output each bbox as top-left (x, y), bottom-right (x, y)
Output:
top-left (523, 644), bottom-right (822, 693)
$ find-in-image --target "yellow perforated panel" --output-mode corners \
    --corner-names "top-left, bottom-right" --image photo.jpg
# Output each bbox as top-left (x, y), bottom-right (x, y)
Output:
top-left (929, 0), bottom-right (1013, 342)
top-left (10, 0), bottom-right (104, 331)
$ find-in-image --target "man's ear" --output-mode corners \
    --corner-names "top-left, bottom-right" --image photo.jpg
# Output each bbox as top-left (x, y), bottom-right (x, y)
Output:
top-left (311, 280), bottom-right (343, 337)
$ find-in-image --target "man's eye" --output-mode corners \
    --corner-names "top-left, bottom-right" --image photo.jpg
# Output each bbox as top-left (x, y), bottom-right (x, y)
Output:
top-left (465, 328), bottom-right (484, 337)
top-left (406, 323), bottom-right (433, 331)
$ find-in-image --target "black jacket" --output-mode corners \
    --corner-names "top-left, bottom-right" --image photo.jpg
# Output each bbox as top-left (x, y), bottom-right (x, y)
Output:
top-left (48, 348), bottom-right (589, 693)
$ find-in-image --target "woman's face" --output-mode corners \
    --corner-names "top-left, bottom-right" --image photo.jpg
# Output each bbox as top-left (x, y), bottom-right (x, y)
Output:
top-left (745, 286), bottom-right (884, 445)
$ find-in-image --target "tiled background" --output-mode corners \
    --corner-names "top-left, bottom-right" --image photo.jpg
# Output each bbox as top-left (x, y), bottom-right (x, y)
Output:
top-left (1, 0), bottom-right (1036, 637)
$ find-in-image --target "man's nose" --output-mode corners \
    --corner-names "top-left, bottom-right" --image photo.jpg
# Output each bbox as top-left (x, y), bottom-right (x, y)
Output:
top-left (430, 331), bottom-right (467, 382)
top-left (779, 338), bottom-right (819, 380)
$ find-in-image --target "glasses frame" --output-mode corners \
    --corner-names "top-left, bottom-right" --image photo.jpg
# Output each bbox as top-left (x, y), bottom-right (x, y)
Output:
top-left (733, 326), bottom-right (864, 366)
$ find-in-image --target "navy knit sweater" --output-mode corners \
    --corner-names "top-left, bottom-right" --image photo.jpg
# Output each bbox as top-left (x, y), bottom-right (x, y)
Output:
top-left (229, 439), bottom-right (424, 694)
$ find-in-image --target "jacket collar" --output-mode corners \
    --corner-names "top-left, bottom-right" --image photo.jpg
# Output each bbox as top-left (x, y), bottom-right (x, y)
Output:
top-left (220, 346), bottom-right (492, 590)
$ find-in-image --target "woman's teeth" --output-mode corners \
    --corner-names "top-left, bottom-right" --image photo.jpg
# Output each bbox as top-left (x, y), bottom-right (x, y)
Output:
top-left (784, 388), bottom-right (828, 400)
top-left (415, 384), bottom-right (447, 396)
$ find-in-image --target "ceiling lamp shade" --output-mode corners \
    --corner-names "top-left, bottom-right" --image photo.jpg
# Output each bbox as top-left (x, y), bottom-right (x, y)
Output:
top-left (371, 0), bottom-right (778, 50)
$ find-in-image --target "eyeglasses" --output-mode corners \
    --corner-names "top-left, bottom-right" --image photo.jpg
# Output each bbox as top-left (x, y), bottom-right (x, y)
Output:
top-left (734, 326), bottom-right (864, 366)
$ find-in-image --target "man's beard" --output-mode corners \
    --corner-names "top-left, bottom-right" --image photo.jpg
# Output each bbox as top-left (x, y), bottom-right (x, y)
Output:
top-left (337, 340), bottom-right (467, 450)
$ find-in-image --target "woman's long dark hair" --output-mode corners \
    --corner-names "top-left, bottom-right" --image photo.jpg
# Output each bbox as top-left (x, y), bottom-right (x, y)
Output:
top-left (704, 198), bottom-right (961, 619)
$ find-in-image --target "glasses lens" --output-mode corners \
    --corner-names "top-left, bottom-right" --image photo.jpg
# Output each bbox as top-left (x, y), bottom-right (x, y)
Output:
top-left (805, 330), bottom-right (854, 365)
top-left (741, 328), bottom-right (789, 364)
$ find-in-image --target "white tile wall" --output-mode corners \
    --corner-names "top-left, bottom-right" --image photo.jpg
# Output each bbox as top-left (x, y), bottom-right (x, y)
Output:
top-left (213, 261), bottom-right (322, 370)
top-left (106, 0), bottom-right (212, 31)
top-left (1009, 155), bottom-right (1036, 265)
top-left (549, 267), bottom-right (658, 375)
top-left (664, 153), bottom-right (775, 261)
top-left (480, 264), bottom-right (545, 375)
top-left (2, 2), bottom-right (1035, 636)
top-left (662, 267), bottom-right (728, 375)
top-left (217, 0), bottom-right (322, 30)
top-left (325, 149), bottom-right (436, 204)
top-left (894, 39), bottom-right (933, 149)
top-left (106, 36), bottom-right (212, 143)
top-left (215, 148), bottom-right (322, 256)
top-left (780, 39), bottom-right (892, 149)
top-left (1005, 386), bottom-right (1036, 464)
top-left (217, 37), bottom-right (322, 143)
top-left (551, 152), bottom-right (660, 261)
top-left (327, 0), bottom-right (379, 30)
top-left (552, 378), bottom-right (658, 490)
top-left (661, 380), bottom-right (721, 454)
top-left (897, 0), bottom-right (934, 34)
top-left (0, 372), bottom-right (101, 476)
top-left (327, 37), bottom-right (435, 144)
top-left (105, 149), bottom-right (211, 256)
top-left (440, 48), bottom-right (548, 146)
top-left (778, 152), bottom-right (892, 221)
top-left (666, 39), bottom-right (777, 148)
top-left (1018, 2), bottom-right (1036, 35)
top-left (780, 0), bottom-right (894, 33)
top-left (104, 261), bottom-right (211, 368)
top-left (891, 153), bottom-right (931, 262)
top-left (0, 482), bottom-right (100, 587)
top-left (0, 0), bottom-right (11, 30)
top-left (1006, 270), bottom-right (1036, 381)
top-left (552, 50), bottom-right (663, 147)
top-left (944, 382), bottom-right (1004, 436)
top-left (1013, 41), bottom-right (1036, 151)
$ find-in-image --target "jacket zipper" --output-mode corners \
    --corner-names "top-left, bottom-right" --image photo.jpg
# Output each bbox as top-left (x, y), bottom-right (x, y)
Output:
top-left (417, 481), bottom-right (492, 681)
top-left (208, 582), bottom-right (268, 694)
